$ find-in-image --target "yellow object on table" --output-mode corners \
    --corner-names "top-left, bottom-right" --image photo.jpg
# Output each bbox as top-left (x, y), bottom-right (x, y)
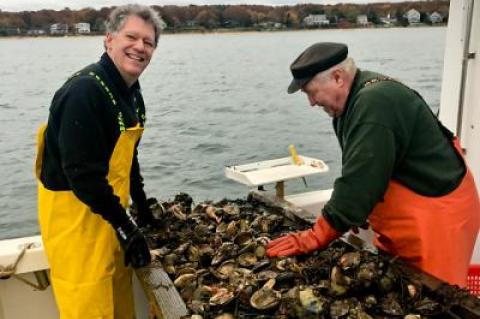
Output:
top-left (289, 144), bottom-right (303, 165)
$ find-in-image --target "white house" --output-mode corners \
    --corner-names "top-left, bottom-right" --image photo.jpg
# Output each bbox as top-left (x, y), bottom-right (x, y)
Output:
top-left (380, 13), bottom-right (397, 26)
top-left (405, 8), bottom-right (421, 25)
top-left (258, 21), bottom-right (283, 29)
top-left (50, 23), bottom-right (68, 35)
top-left (429, 11), bottom-right (443, 24)
top-left (74, 22), bottom-right (90, 34)
top-left (379, 17), bottom-right (391, 25)
top-left (303, 14), bottom-right (330, 26)
top-left (27, 29), bottom-right (46, 35)
top-left (356, 14), bottom-right (368, 26)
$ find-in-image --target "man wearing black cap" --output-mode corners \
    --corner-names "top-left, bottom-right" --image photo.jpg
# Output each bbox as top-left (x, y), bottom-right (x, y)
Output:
top-left (267, 42), bottom-right (480, 287)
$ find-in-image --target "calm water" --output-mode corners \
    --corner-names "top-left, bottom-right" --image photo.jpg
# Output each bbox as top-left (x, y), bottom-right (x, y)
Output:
top-left (0, 27), bottom-right (446, 240)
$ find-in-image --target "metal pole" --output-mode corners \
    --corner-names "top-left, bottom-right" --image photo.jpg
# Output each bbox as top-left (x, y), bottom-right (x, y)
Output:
top-left (456, 0), bottom-right (475, 140)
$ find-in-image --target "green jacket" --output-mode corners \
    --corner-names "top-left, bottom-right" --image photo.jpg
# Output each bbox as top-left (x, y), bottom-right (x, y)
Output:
top-left (323, 70), bottom-right (465, 232)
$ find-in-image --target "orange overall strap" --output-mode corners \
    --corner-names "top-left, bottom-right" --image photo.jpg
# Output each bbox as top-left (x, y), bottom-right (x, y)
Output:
top-left (369, 138), bottom-right (480, 287)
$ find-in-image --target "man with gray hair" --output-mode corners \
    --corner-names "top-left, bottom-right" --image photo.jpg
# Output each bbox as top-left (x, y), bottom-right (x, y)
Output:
top-left (36, 4), bottom-right (163, 318)
top-left (267, 42), bottom-right (480, 287)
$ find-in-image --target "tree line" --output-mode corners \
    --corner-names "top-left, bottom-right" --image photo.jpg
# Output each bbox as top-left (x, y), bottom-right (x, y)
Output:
top-left (0, 0), bottom-right (449, 34)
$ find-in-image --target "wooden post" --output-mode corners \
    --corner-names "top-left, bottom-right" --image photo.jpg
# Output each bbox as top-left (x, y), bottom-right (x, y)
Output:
top-left (275, 181), bottom-right (284, 199)
top-left (135, 262), bottom-right (188, 319)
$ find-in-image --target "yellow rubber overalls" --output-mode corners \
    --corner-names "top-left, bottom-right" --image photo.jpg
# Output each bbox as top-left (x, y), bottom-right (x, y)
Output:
top-left (36, 117), bottom-right (143, 318)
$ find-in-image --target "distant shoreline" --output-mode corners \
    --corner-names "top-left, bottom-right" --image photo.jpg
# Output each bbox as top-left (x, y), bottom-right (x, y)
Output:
top-left (0, 23), bottom-right (447, 39)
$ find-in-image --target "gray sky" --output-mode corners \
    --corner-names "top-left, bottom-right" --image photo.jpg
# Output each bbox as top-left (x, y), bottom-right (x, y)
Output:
top-left (0, 0), bottom-right (413, 12)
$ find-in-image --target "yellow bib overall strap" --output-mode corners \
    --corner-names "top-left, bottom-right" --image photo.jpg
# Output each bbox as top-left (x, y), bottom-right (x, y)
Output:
top-left (36, 123), bottom-right (143, 319)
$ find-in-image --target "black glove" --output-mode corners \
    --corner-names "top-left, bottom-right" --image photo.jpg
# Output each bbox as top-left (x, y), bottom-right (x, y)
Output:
top-left (136, 205), bottom-right (156, 228)
top-left (136, 198), bottom-right (165, 228)
top-left (115, 217), bottom-right (151, 268)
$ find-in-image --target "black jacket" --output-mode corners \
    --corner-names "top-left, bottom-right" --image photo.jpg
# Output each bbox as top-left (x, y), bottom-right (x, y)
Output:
top-left (40, 53), bottom-right (148, 227)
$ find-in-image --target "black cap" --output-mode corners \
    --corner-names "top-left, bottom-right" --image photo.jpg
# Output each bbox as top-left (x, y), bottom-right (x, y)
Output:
top-left (287, 42), bottom-right (348, 94)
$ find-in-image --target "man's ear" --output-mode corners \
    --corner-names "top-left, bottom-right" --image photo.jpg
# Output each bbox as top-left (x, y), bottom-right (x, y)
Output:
top-left (105, 32), bottom-right (113, 51)
top-left (332, 69), bottom-right (344, 87)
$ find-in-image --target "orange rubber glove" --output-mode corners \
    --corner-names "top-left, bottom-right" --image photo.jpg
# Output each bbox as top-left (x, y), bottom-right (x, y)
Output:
top-left (266, 217), bottom-right (342, 257)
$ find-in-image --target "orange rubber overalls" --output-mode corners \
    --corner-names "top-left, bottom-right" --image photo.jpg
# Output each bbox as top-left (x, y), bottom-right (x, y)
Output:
top-left (369, 138), bottom-right (480, 287)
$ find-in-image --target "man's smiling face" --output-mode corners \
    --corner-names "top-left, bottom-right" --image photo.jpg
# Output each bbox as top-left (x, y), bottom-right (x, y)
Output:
top-left (105, 15), bottom-right (156, 87)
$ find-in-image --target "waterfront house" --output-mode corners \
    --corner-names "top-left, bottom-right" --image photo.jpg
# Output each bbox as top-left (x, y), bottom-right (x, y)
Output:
top-left (379, 16), bottom-right (391, 25)
top-left (186, 20), bottom-right (197, 27)
top-left (74, 22), bottom-right (90, 34)
top-left (303, 14), bottom-right (330, 27)
top-left (26, 29), bottom-right (46, 36)
top-left (257, 21), bottom-right (283, 29)
top-left (356, 14), bottom-right (368, 26)
top-left (380, 13), bottom-right (397, 26)
top-left (50, 23), bottom-right (68, 35)
top-left (405, 9), bottom-right (421, 25)
top-left (0, 27), bottom-right (21, 36)
top-left (429, 12), bottom-right (443, 24)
